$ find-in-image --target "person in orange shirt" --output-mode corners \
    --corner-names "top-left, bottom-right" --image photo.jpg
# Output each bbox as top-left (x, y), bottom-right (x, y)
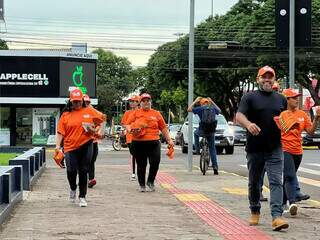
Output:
top-left (83, 94), bottom-right (106, 188)
top-left (126, 93), bottom-right (174, 192)
top-left (56, 89), bottom-right (103, 207)
top-left (278, 88), bottom-right (320, 216)
top-left (121, 95), bottom-right (140, 181)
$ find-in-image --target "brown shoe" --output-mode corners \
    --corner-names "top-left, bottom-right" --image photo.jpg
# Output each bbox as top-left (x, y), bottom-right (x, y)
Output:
top-left (249, 213), bottom-right (260, 226)
top-left (272, 217), bottom-right (289, 231)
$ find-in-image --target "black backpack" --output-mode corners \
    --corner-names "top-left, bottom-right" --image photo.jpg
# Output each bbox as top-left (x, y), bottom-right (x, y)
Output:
top-left (199, 107), bottom-right (217, 136)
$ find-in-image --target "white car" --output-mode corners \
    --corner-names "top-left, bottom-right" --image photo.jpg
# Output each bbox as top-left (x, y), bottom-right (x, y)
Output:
top-left (180, 114), bottom-right (235, 154)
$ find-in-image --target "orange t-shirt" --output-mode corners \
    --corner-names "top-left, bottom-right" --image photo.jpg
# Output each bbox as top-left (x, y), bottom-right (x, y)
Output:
top-left (57, 107), bottom-right (103, 153)
top-left (126, 108), bottom-right (167, 141)
top-left (121, 109), bottom-right (136, 144)
top-left (281, 110), bottom-right (312, 155)
top-left (88, 106), bottom-right (106, 143)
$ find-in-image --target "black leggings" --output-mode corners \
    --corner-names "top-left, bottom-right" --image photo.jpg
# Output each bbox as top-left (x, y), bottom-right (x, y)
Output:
top-left (65, 140), bottom-right (93, 198)
top-left (128, 143), bottom-right (136, 174)
top-left (132, 140), bottom-right (161, 187)
top-left (89, 142), bottom-right (99, 180)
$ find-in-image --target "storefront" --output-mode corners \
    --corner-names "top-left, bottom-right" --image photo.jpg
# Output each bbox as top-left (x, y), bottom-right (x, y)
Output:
top-left (0, 50), bottom-right (98, 146)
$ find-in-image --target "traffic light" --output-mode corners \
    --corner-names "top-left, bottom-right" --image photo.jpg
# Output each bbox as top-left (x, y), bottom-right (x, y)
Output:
top-left (275, 0), bottom-right (312, 48)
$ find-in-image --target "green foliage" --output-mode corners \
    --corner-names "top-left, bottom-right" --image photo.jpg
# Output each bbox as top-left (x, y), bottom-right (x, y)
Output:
top-left (93, 49), bottom-right (139, 117)
top-left (144, 0), bottom-right (320, 120)
top-left (0, 39), bottom-right (8, 50)
top-left (0, 153), bottom-right (18, 165)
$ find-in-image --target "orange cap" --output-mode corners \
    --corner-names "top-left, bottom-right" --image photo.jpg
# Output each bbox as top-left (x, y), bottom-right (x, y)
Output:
top-left (69, 89), bottom-right (83, 101)
top-left (282, 88), bottom-right (301, 98)
top-left (272, 81), bottom-right (280, 90)
top-left (83, 94), bottom-right (91, 102)
top-left (140, 93), bottom-right (151, 100)
top-left (257, 66), bottom-right (276, 78)
top-left (200, 98), bottom-right (209, 105)
top-left (129, 95), bottom-right (140, 102)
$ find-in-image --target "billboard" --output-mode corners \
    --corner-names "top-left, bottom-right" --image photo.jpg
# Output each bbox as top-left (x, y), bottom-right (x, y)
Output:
top-left (59, 60), bottom-right (96, 97)
top-left (0, 57), bottom-right (60, 97)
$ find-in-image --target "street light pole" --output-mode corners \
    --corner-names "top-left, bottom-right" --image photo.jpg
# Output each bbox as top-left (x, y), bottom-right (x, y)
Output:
top-left (211, 0), bottom-right (213, 17)
top-left (187, 0), bottom-right (195, 172)
top-left (289, 0), bottom-right (295, 88)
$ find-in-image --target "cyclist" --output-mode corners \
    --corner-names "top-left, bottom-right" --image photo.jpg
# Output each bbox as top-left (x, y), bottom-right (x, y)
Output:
top-left (126, 93), bottom-right (174, 192)
top-left (236, 66), bottom-right (288, 231)
top-left (121, 95), bottom-right (140, 180)
top-left (83, 94), bottom-right (106, 188)
top-left (275, 88), bottom-right (320, 215)
top-left (187, 97), bottom-right (221, 175)
top-left (56, 89), bottom-right (104, 207)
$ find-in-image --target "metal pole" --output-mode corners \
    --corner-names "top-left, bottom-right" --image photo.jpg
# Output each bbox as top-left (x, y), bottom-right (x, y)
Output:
top-left (289, 0), bottom-right (295, 88)
top-left (187, 0), bottom-right (195, 172)
top-left (211, 0), bottom-right (213, 17)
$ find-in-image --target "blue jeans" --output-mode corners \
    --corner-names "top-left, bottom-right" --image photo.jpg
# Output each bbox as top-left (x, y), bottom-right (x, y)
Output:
top-left (247, 147), bottom-right (284, 219)
top-left (194, 130), bottom-right (218, 170)
top-left (283, 152), bottom-right (302, 204)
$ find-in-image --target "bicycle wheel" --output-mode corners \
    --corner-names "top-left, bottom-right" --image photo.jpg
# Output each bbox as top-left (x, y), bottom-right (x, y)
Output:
top-left (200, 151), bottom-right (206, 175)
top-left (112, 137), bottom-right (122, 151)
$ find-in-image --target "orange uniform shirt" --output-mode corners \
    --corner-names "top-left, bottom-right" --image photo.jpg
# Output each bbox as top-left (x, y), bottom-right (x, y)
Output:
top-left (281, 110), bottom-right (312, 155)
top-left (126, 108), bottom-right (167, 141)
top-left (57, 107), bottom-right (103, 153)
top-left (121, 109), bottom-right (136, 144)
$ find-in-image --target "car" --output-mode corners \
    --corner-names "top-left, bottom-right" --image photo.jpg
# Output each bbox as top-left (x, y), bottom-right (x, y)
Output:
top-left (302, 126), bottom-right (320, 149)
top-left (229, 122), bottom-right (247, 145)
top-left (160, 124), bottom-right (182, 143)
top-left (180, 114), bottom-right (235, 154)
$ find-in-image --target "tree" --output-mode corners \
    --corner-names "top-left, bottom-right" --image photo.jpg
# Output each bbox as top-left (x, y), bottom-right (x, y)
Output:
top-left (93, 49), bottom-right (137, 118)
top-left (0, 40), bottom-right (8, 50)
top-left (144, 0), bottom-right (320, 120)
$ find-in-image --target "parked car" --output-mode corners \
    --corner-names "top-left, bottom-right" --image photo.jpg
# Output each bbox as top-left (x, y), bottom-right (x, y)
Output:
top-left (302, 126), bottom-right (320, 149)
top-left (180, 114), bottom-right (235, 154)
top-left (229, 122), bottom-right (247, 145)
top-left (160, 124), bottom-right (182, 143)
top-left (175, 125), bottom-right (183, 145)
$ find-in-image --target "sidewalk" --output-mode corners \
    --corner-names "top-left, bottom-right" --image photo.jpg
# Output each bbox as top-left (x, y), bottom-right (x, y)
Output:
top-left (0, 149), bottom-right (319, 240)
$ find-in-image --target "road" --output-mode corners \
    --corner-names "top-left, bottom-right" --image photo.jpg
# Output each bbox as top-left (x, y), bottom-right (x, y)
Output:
top-left (101, 140), bottom-right (320, 203)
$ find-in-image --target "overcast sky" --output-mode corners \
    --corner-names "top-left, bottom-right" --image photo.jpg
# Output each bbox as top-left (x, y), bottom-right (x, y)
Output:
top-left (3, 0), bottom-right (239, 65)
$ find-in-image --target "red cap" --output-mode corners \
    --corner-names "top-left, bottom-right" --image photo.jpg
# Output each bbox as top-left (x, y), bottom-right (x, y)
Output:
top-left (69, 89), bottom-right (83, 101)
top-left (257, 66), bottom-right (276, 78)
top-left (140, 93), bottom-right (151, 100)
top-left (282, 88), bottom-right (301, 98)
top-left (83, 94), bottom-right (91, 102)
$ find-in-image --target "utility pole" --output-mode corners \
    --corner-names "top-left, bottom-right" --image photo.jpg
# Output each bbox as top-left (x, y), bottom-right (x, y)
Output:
top-left (289, 0), bottom-right (295, 88)
top-left (187, 0), bottom-right (195, 172)
top-left (211, 0), bottom-right (213, 17)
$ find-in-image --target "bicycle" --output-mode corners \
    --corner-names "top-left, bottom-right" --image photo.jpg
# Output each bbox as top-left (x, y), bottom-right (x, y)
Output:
top-left (199, 137), bottom-right (210, 175)
top-left (112, 130), bottom-right (127, 151)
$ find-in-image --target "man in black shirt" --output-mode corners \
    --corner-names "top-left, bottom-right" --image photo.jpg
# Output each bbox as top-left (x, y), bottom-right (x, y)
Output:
top-left (236, 66), bottom-right (289, 231)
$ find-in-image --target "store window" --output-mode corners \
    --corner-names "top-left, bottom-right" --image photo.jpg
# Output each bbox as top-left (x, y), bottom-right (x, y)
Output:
top-left (0, 107), bottom-right (10, 146)
top-left (16, 108), bottom-right (33, 145)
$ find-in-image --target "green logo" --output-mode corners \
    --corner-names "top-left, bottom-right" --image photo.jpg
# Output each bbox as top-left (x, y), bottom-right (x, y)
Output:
top-left (72, 65), bottom-right (87, 94)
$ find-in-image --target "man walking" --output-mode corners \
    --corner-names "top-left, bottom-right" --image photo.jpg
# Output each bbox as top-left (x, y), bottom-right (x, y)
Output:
top-left (236, 66), bottom-right (289, 231)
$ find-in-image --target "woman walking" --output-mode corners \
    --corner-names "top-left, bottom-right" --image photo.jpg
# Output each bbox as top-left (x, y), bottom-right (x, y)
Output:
top-left (56, 89), bottom-right (104, 207)
top-left (126, 93), bottom-right (174, 192)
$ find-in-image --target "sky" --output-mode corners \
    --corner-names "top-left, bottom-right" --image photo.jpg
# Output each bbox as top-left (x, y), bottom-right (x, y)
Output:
top-left (1, 0), bottom-right (239, 66)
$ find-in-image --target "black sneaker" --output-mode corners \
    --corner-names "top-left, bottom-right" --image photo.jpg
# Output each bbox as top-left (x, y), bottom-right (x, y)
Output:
top-left (296, 193), bottom-right (310, 202)
top-left (147, 182), bottom-right (155, 192)
top-left (213, 169), bottom-right (219, 175)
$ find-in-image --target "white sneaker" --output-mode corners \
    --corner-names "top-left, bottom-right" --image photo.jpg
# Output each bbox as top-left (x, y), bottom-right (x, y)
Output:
top-left (131, 174), bottom-right (136, 181)
top-left (289, 203), bottom-right (298, 216)
top-left (79, 197), bottom-right (88, 207)
top-left (69, 190), bottom-right (76, 203)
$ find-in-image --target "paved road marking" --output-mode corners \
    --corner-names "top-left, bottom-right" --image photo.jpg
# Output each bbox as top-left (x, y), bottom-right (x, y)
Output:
top-left (156, 172), bottom-right (272, 240)
top-left (223, 188), bottom-right (248, 195)
top-left (298, 176), bottom-right (320, 187)
top-left (175, 193), bottom-right (210, 202)
top-left (306, 163), bottom-right (320, 168)
top-left (298, 167), bottom-right (320, 176)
